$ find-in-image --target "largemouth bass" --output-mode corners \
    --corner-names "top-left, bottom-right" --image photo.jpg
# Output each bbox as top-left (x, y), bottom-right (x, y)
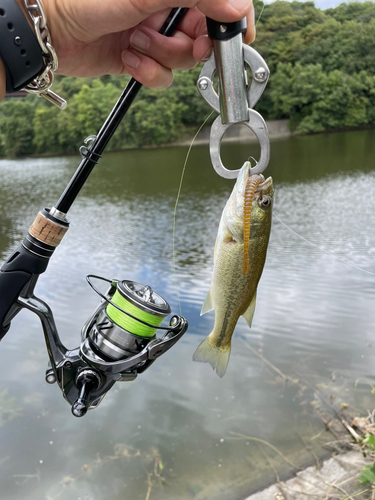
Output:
top-left (193, 161), bottom-right (274, 377)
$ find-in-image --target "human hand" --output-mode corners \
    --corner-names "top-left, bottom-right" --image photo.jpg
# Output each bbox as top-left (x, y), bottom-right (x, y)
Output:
top-left (0, 1), bottom-right (255, 101)
top-left (37, 0), bottom-right (255, 88)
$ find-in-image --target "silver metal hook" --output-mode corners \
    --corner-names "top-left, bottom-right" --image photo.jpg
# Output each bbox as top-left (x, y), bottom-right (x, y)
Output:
top-left (209, 109), bottom-right (270, 179)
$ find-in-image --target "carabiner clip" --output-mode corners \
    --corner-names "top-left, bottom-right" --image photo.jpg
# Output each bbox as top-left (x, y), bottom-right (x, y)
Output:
top-left (197, 30), bottom-right (271, 179)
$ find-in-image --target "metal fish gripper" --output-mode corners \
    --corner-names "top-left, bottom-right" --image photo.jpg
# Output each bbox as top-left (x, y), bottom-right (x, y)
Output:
top-left (197, 18), bottom-right (270, 179)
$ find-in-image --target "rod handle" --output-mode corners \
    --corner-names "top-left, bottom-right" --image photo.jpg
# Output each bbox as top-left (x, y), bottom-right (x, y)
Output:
top-left (0, 242), bottom-right (50, 338)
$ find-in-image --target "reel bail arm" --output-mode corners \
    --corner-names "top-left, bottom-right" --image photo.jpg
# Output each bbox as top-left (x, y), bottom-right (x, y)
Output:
top-left (198, 17), bottom-right (271, 179)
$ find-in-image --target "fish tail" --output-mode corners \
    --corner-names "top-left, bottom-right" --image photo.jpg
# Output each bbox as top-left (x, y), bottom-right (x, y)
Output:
top-left (243, 175), bottom-right (263, 275)
top-left (193, 336), bottom-right (231, 378)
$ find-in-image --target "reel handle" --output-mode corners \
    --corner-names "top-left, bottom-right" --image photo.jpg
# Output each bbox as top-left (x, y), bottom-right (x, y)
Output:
top-left (71, 370), bottom-right (102, 418)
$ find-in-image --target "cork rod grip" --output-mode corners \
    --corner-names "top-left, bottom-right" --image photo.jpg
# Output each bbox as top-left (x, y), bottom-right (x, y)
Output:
top-left (29, 212), bottom-right (68, 247)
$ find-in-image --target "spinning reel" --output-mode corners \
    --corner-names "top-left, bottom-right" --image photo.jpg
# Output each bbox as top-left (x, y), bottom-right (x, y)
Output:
top-left (17, 273), bottom-right (187, 417)
top-left (0, 206), bottom-right (187, 418)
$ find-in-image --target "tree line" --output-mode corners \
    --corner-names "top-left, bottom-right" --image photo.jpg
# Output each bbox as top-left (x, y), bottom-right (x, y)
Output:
top-left (1, 0), bottom-right (375, 157)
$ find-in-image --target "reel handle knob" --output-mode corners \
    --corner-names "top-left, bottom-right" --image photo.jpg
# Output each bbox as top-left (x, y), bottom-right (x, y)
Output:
top-left (71, 370), bottom-right (101, 418)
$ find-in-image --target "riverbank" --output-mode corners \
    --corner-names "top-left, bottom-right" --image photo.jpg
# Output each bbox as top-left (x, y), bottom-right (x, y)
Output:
top-left (3, 120), bottom-right (375, 160)
top-left (245, 451), bottom-right (373, 500)
top-left (235, 342), bottom-right (375, 500)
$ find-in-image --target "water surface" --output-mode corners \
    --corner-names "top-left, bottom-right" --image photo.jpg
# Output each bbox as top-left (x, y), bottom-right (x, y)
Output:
top-left (0, 129), bottom-right (374, 500)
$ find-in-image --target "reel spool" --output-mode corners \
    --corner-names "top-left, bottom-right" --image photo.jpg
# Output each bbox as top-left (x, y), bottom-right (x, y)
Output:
top-left (88, 278), bottom-right (171, 361)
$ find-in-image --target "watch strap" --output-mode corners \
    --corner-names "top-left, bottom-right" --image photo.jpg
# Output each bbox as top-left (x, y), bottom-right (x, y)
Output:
top-left (0, 0), bottom-right (44, 93)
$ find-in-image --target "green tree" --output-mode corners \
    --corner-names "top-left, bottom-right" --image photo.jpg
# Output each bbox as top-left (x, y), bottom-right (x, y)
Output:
top-left (126, 88), bottom-right (188, 146)
top-left (271, 63), bottom-right (375, 133)
top-left (0, 97), bottom-right (37, 157)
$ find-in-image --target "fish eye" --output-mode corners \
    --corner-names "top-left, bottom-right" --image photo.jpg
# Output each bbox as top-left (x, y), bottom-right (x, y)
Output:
top-left (258, 196), bottom-right (271, 208)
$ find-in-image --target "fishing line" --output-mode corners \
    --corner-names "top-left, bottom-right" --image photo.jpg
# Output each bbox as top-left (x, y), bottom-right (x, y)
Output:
top-left (172, 111), bottom-right (215, 316)
top-left (106, 287), bottom-right (163, 337)
top-left (273, 212), bottom-right (375, 277)
top-left (255, 1), bottom-right (265, 27)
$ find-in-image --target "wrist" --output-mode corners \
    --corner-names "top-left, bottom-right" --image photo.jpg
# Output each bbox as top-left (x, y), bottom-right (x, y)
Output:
top-left (0, 58), bottom-right (5, 101)
top-left (0, 0), bottom-right (29, 100)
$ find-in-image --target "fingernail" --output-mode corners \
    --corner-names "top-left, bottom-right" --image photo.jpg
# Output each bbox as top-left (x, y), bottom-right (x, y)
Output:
top-left (202, 47), bottom-right (213, 61)
top-left (130, 29), bottom-right (150, 51)
top-left (228, 0), bottom-right (251, 14)
top-left (122, 50), bottom-right (140, 69)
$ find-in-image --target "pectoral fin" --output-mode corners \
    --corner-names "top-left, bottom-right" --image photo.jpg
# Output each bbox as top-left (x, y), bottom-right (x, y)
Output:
top-left (200, 287), bottom-right (214, 316)
top-left (242, 292), bottom-right (257, 328)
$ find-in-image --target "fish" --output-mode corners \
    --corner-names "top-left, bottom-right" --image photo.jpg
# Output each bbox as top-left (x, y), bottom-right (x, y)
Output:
top-left (193, 161), bottom-right (274, 377)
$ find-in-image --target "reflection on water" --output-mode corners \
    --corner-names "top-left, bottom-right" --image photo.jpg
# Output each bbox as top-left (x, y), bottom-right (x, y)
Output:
top-left (0, 129), bottom-right (374, 500)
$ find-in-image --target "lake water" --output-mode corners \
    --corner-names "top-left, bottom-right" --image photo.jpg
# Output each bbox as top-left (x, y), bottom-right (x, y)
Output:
top-left (0, 129), bottom-right (374, 500)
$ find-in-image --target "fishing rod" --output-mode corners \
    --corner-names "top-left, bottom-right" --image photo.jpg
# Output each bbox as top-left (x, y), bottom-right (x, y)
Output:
top-left (0, 8), bottom-right (271, 417)
top-left (0, 7), bottom-right (189, 418)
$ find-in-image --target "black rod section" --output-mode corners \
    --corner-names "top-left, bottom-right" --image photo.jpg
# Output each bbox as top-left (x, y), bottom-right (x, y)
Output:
top-left (54, 7), bottom-right (188, 215)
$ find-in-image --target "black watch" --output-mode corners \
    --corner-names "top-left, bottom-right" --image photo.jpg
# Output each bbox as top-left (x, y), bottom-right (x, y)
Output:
top-left (0, 0), bottom-right (44, 93)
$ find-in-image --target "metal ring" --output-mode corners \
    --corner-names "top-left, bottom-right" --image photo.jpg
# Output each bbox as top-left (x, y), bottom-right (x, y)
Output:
top-left (209, 109), bottom-right (270, 179)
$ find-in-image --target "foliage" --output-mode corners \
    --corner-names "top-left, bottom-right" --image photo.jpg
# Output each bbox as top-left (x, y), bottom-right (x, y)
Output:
top-left (362, 433), bottom-right (375, 451)
top-left (0, 97), bottom-right (37, 157)
top-left (1, 0), bottom-right (375, 157)
top-left (358, 462), bottom-right (375, 486)
top-left (252, 0), bottom-right (375, 125)
top-left (357, 433), bottom-right (375, 487)
top-left (270, 63), bottom-right (375, 132)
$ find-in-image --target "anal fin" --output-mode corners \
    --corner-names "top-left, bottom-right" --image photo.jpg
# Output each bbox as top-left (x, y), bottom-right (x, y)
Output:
top-left (200, 287), bottom-right (214, 316)
top-left (242, 292), bottom-right (257, 328)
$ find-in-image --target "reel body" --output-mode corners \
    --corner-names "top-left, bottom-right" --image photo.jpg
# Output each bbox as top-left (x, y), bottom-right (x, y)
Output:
top-left (19, 276), bottom-right (187, 417)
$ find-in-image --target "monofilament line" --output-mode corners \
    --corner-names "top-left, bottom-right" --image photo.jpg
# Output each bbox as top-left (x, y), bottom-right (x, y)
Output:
top-left (273, 212), bottom-right (375, 276)
top-left (172, 112), bottom-right (214, 316)
top-left (255, 1), bottom-right (265, 26)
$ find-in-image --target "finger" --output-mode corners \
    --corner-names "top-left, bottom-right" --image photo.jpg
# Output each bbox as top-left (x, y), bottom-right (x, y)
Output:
top-left (0, 60), bottom-right (5, 101)
top-left (196, 0), bottom-right (253, 22)
top-left (60, 0), bottom-right (253, 39)
top-left (244, 3), bottom-right (256, 44)
top-left (193, 4), bottom-right (255, 62)
top-left (121, 49), bottom-right (173, 89)
top-left (193, 35), bottom-right (213, 63)
top-left (127, 26), bottom-right (196, 70)
top-left (161, 5), bottom-right (255, 43)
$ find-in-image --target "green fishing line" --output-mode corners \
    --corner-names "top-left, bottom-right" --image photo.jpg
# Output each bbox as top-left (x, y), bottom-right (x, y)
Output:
top-left (106, 290), bottom-right (162, 337)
